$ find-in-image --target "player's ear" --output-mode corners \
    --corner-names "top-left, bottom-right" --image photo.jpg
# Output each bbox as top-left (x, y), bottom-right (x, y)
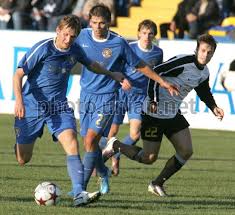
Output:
top-left (89, 19), bottom-right (92, 27)
top-left (56, 27), bottom-right (61, 35)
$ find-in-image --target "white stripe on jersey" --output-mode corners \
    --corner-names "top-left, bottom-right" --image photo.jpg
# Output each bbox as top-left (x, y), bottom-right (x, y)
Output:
top-left (24, 38), bottom-right (53, 65)
top-left (143, 55), bottom-right (210, 119)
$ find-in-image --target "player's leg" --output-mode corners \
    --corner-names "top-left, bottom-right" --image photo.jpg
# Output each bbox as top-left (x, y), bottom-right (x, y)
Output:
top-left (57, 129), bottom-right (83, 194)
top-left (79, 92), bottom-right (102, 190)
top-left (124, 92), bottom-right (146, 146)
top-left (153, 128), bottom-right (192, 184)
top-left (110, 92), bottom-right (144, 174)
top-left (103, 113), bottom-right (163, 164)
top-left (48, 111), bottom-right (100, 206)
top-left (103, 134), bottom-right (162, 164)
top-left (58, 129), bottom-right (100, 206)
top-left (107, 123), bottom-right (121, 175)
top-left (14, 117), bottom-right (44, 165)
top-left (111, 119), bottom-right (142, 175)
top-left (108, 96), bottom-right (124, 175)
top-left (81, 92), bottom-right (115, 193)
top-left (150, 114), bottom-right (191, 196)
top-left (15, 143), bottom-right (35, 165)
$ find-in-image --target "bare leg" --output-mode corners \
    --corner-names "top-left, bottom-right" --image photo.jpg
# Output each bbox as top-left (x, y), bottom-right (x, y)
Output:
top-left (15, 142), bottom-right (35, 165)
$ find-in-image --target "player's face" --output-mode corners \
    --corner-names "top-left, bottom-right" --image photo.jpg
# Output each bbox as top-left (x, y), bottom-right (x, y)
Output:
top-left (196, 42), bottom-right (215, 66)
top-left (138, 27), bottom-right (155, 49)
top-left (55, 26), bottom-right (77, 50)
top-left (89, 16), bottom-right (109, 39)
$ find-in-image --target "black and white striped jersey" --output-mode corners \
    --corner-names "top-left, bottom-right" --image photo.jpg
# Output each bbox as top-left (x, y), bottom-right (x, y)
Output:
top-left (142, 54), bottom-right (217, 119)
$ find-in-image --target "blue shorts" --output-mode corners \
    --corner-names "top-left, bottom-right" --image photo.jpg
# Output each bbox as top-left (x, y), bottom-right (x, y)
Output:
top-left (79, 91), bottom-right (117, 137)
top-left (113, 89), bottom-right (146, 125)
top-left (14, 108), bottom-right (77, 144)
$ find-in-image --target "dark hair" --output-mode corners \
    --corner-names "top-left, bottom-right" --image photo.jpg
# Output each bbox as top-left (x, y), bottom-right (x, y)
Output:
top-left (89, 4), bottom-right (111, 23)
top-left (196, 34), bottom-right (217, 51)
top-left (57, 15), bottom-right (81, 36)
top-left (138, 19), bottom-right (157, 36)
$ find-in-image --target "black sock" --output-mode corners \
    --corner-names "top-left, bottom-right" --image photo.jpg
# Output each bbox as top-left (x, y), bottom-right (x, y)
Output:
top-left (152, 155), bottom-right (184, 186)
top-left (113, 140), bottom-right (143, 161)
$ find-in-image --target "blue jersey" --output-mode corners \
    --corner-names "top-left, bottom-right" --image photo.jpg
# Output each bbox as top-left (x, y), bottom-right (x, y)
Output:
top-left (18, 38), bottom-right (92, 117)
top-left (75, 28), bottom-right (141, 94)
top-left (124, 41), bottom-right (163, 94)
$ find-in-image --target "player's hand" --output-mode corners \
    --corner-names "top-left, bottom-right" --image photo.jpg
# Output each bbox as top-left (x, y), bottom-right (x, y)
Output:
top-left (148, 101), bottom-right (157, 113)
top-left (111, 72), bottom-right (125, 82)
top-left (14, 100), bottom-right (25, 119)
top-left (110, 72), bottom-right (132, 90)
top-left (213, 107), bottom-right (224, 121)
top-left (160, 80), bottom-right (179, 96)
top-left (121, 78), bottom-right (132, 91)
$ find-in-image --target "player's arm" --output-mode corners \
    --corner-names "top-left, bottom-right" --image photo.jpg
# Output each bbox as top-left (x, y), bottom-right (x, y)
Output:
top-left (194, 78), bottom-right (224, 120)
top-left (13, 68), bottom-right (25, 119)
top-left (135, 60), bottom-right (179, 96)
top-left (87, 61), bottom-right (131, 90)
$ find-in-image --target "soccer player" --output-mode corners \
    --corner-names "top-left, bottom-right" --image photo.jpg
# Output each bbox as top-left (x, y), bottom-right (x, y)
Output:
top-left (13, 15), bottom-right (127, 207)
top-left (75, 4), bottom-right (178, 195)
top-left (102, 19), bottom-right (163, 176)
top-left (103, 34), bottom-right (224, 196)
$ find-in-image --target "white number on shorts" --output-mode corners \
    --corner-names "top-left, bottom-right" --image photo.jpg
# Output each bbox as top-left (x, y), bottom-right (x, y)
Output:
top-left (96, 113), bottom-right (104, 127)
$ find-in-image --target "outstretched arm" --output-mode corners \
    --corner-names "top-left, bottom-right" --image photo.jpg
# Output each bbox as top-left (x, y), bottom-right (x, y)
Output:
top-left (136, 60), bottom-right (179, 96)
top-left (213, 107), bottom-right (224, 121)
top-left (13, 68), bottom-right (25, 119)
top-left (194, 78), bottom-right (224, 120)
top-left (87, 61), bottom-right (131, 90)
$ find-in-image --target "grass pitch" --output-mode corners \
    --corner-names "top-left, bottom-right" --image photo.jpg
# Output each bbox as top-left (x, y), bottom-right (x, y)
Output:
top-left (0, 114), bottom-right (235, 215)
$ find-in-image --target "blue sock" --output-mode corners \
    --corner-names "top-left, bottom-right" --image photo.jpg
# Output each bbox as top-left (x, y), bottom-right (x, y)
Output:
top-left (99, 136), bottom-right (107, 150)
top-left (67, 155), bottom-right (84, 197)
top-left (83, 151), bottom-right (99, 190)
top-left (114, 135), bottom-right (138, 159)
top-left (123, 135), bottom-right (138, 145)
top-left (95, 149), bottom-right (109, 178)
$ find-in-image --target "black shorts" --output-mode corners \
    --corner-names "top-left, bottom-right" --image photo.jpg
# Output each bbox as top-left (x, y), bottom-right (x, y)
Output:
top-left (140, 112), bottom-right (190, 142)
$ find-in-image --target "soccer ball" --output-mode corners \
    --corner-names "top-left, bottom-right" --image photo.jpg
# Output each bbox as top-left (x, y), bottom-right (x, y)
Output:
top-left (221, 70), bottom-right (235, 92)
top-left (34, 182), bottom-right (61, 206)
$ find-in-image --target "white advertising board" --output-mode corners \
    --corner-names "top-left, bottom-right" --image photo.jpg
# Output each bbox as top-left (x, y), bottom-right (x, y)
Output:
top-left (159, 40), bottom-right (235, 131)
top-left (0, 31), bottom-right (234, 130)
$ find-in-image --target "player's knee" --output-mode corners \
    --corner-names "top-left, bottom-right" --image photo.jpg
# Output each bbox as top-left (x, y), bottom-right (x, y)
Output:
top-left (141, 153), bottom-right (157, 164)
top-left (129, 132), bottom-right (140, 142)
top-left (181, 148), bottom-right (193, 160)
top-left (67, 139), bottom-right (79, 154)
top-left (84, 134), bottom-right (98, 150)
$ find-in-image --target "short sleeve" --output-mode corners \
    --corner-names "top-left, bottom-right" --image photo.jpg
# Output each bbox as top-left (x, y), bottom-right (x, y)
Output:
top-left (18, 40), bottom-right (48, 75)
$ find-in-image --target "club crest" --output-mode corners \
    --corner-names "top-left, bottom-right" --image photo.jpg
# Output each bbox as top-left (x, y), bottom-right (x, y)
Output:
top-left (102, 48), bottom-right (112, 58)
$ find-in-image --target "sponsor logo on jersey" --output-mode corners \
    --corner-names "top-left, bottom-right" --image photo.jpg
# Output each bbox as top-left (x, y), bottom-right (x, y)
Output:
top-left (82, 44), bottom-right (89, 48)
top-left (102, 48), bottom-right (112, 58)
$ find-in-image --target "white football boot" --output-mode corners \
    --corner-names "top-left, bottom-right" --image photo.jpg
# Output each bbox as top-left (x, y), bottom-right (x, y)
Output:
top-left (73, 191), bottom-right (101, 207)
top-left (148, 182), bottom-right (168, 197)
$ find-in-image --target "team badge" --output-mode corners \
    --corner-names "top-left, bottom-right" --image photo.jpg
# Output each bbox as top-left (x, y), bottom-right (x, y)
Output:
top-left (102, 48), bottom-right (112, 58)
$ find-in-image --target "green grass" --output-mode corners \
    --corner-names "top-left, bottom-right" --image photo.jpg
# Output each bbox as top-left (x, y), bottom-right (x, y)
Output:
top-left (0, 114), bottom-right (235, 215)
